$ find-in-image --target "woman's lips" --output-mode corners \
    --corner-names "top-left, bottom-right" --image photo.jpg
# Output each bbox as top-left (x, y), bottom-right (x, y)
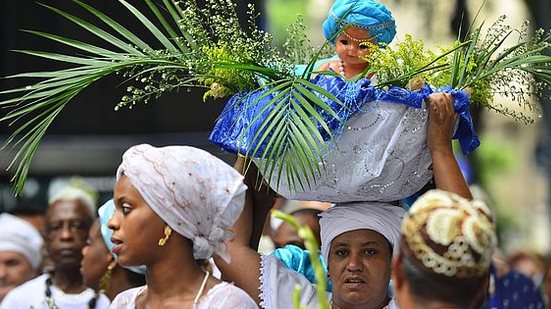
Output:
top-left (110, 237), bottom-right (123, 255)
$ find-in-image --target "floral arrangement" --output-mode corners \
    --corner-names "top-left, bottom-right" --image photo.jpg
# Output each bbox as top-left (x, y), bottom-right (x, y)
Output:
top-left (363, 16), bottom-right (549, 124)
top-left (0, 0), bottom-right (550, 194)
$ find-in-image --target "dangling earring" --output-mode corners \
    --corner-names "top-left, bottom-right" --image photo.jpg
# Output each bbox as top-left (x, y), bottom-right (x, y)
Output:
top-left (99, 261), bottom-right (116, 292)
top-left (158, 225), bottom-right (172, 247)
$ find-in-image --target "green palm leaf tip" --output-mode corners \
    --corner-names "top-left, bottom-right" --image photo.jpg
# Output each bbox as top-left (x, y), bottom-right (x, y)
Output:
top-left (453, 16), bottom-right (551, 123)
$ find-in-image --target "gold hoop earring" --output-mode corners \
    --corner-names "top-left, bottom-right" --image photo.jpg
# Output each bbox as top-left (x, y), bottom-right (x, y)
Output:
top-left (99, 262), bottom-right (115, 292)
top-left (158, 225), bottom-right (172, 247)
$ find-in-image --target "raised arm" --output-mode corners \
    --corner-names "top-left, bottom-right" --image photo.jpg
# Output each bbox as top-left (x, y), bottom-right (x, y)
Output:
top-left (234, 156), bottom-right (278, 248)
top-left (215, 156), bottom-right (277, 304)
top-left (427, 93), bottom-right (473, 199)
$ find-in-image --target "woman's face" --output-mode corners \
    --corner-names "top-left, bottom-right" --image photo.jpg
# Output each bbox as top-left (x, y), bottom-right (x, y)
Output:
top-left (0, 251), bottom-right (36, 301)
top-left (108, 175), bottom-right (166, 267)
top-left (328, 229), bottom-right (392, 308)
top-left (335, 26), bottom-right (373, 66)
top-left (81, 220), bottom-right (112, 290)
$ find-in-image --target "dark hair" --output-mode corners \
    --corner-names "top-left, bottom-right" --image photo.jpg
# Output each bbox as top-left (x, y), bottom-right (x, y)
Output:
top-left (398, 241), bottom-right (488, 308)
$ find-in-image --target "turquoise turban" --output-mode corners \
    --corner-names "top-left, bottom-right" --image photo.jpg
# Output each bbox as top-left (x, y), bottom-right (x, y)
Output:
top-left (322, 0), bottom-right (396, 45)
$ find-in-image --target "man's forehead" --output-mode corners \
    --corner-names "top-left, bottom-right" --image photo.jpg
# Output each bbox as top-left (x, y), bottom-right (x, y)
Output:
top-left (46, 200), bottom-right (91, 220)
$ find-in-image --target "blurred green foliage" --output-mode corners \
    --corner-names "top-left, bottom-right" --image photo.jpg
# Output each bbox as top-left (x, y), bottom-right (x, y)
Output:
top-left (475, 135), bottom-right (520, 244)
top-left (265, 0), bottom-right (308, 46)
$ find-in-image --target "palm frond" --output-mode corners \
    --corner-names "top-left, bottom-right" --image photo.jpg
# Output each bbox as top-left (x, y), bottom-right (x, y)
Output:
top-left (0, 1), bottom-right (192, 194)
top-left (240, 76), bottom-right (345, 192)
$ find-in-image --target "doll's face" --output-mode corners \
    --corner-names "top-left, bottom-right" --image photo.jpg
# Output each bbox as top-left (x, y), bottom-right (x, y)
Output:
top-left (335, 27), bottom-right (373, 66)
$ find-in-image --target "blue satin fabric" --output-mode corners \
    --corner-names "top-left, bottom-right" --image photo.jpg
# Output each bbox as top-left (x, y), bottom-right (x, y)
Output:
top-left (209, 74), bottom-right (479, 156)
top-left (271, 244), bottom-right (332, 292)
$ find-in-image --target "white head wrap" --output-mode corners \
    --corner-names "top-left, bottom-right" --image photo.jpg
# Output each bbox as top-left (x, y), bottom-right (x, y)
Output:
top-left (48, 186), bottom-right (96, 216)
top-left (116, 144), bottom-right (247, 263)
top-left (320, 202), bottom-right (405, 263)
top-left (0, 213), bottom-right (44, 269)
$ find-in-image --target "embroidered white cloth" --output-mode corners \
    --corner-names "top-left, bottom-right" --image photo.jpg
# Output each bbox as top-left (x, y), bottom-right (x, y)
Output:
top-left (0, 274), bottom-right (110, 309)
top-left (109, 282), bottom-right (258, 309)
top-left (116, 144), bottom-right (247, 263)
top-left (0, 213), bottom-right (43, 269)
top-left (320, 202), bottom-right (405, 262)
top-left (259, 256), bottom-right (398, 309)
top-left (259, 101), bottom-right (432, 202)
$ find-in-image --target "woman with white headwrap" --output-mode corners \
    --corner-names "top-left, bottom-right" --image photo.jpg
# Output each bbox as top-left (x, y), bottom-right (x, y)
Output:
top-left (107, 144), bottom-right (257, 308)
top-left (0, 213), bottom-right (43, 302)
top-left (217, 199), bottom-right (403, 308)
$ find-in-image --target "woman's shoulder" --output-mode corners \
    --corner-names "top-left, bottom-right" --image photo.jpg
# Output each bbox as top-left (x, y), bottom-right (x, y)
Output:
top-left (110, 286), bottom-right (146, 308)
top-left (200, 282), bottom-right (258, 308)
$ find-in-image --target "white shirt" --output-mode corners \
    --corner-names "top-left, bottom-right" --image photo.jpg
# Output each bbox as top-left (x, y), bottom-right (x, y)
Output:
top-left (110, 282), bottom-right (258, 308)
top-left (0, 274), bottom-right (110, 309)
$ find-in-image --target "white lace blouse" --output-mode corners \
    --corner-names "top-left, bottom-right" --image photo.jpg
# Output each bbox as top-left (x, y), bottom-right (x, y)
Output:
top-left (109, 281), bottom-right (258, 308)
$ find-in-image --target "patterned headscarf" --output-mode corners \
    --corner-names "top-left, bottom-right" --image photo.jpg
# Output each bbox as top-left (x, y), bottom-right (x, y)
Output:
top-left (98, 200), bottom-right (146, 274)
top-left (116, 144), bottom-right (247, 263)
top-left (320, 202), bottom-right (405, 263)
top-left (322, 0), bottom-right (396, 45)
top-left (402, 189), bottom-right (497, 278)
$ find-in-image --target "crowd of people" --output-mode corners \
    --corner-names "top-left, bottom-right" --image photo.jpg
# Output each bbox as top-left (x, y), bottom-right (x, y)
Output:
top-left (0, 0), bottom-right (548, 308)
top-left (0, 154), bottom-right (547, 308)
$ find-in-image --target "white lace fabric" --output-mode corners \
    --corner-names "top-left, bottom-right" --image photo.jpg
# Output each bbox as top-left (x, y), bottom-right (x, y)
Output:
top-left (109, 282), bottom-right (258, 309)
top-left (258, 101), bottom-right (432, 202)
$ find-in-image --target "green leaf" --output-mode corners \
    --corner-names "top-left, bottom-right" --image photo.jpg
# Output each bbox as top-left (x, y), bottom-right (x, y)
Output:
top-left (21, 30), bottom-right (120, 57)
top-left (13, 50), bottom-right (111, 66)
top-left (72, 0), bottom-right (154, 53)
top-left (118, 0), bottom-right (179, 53)
top-left (39, 3), bottom-right (145, 56)
top-left (144, 0), bottom-right (189, 53)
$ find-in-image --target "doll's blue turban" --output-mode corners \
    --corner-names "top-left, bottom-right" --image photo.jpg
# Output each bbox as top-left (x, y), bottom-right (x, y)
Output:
top-left (322, 0), bottom-right (396, 45)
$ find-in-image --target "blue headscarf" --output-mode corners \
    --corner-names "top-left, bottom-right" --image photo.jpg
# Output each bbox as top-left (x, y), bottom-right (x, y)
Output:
top-left (322, 0), bottom-right (396, 45)
top-left (98, 199), bottom-right (146, 275)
